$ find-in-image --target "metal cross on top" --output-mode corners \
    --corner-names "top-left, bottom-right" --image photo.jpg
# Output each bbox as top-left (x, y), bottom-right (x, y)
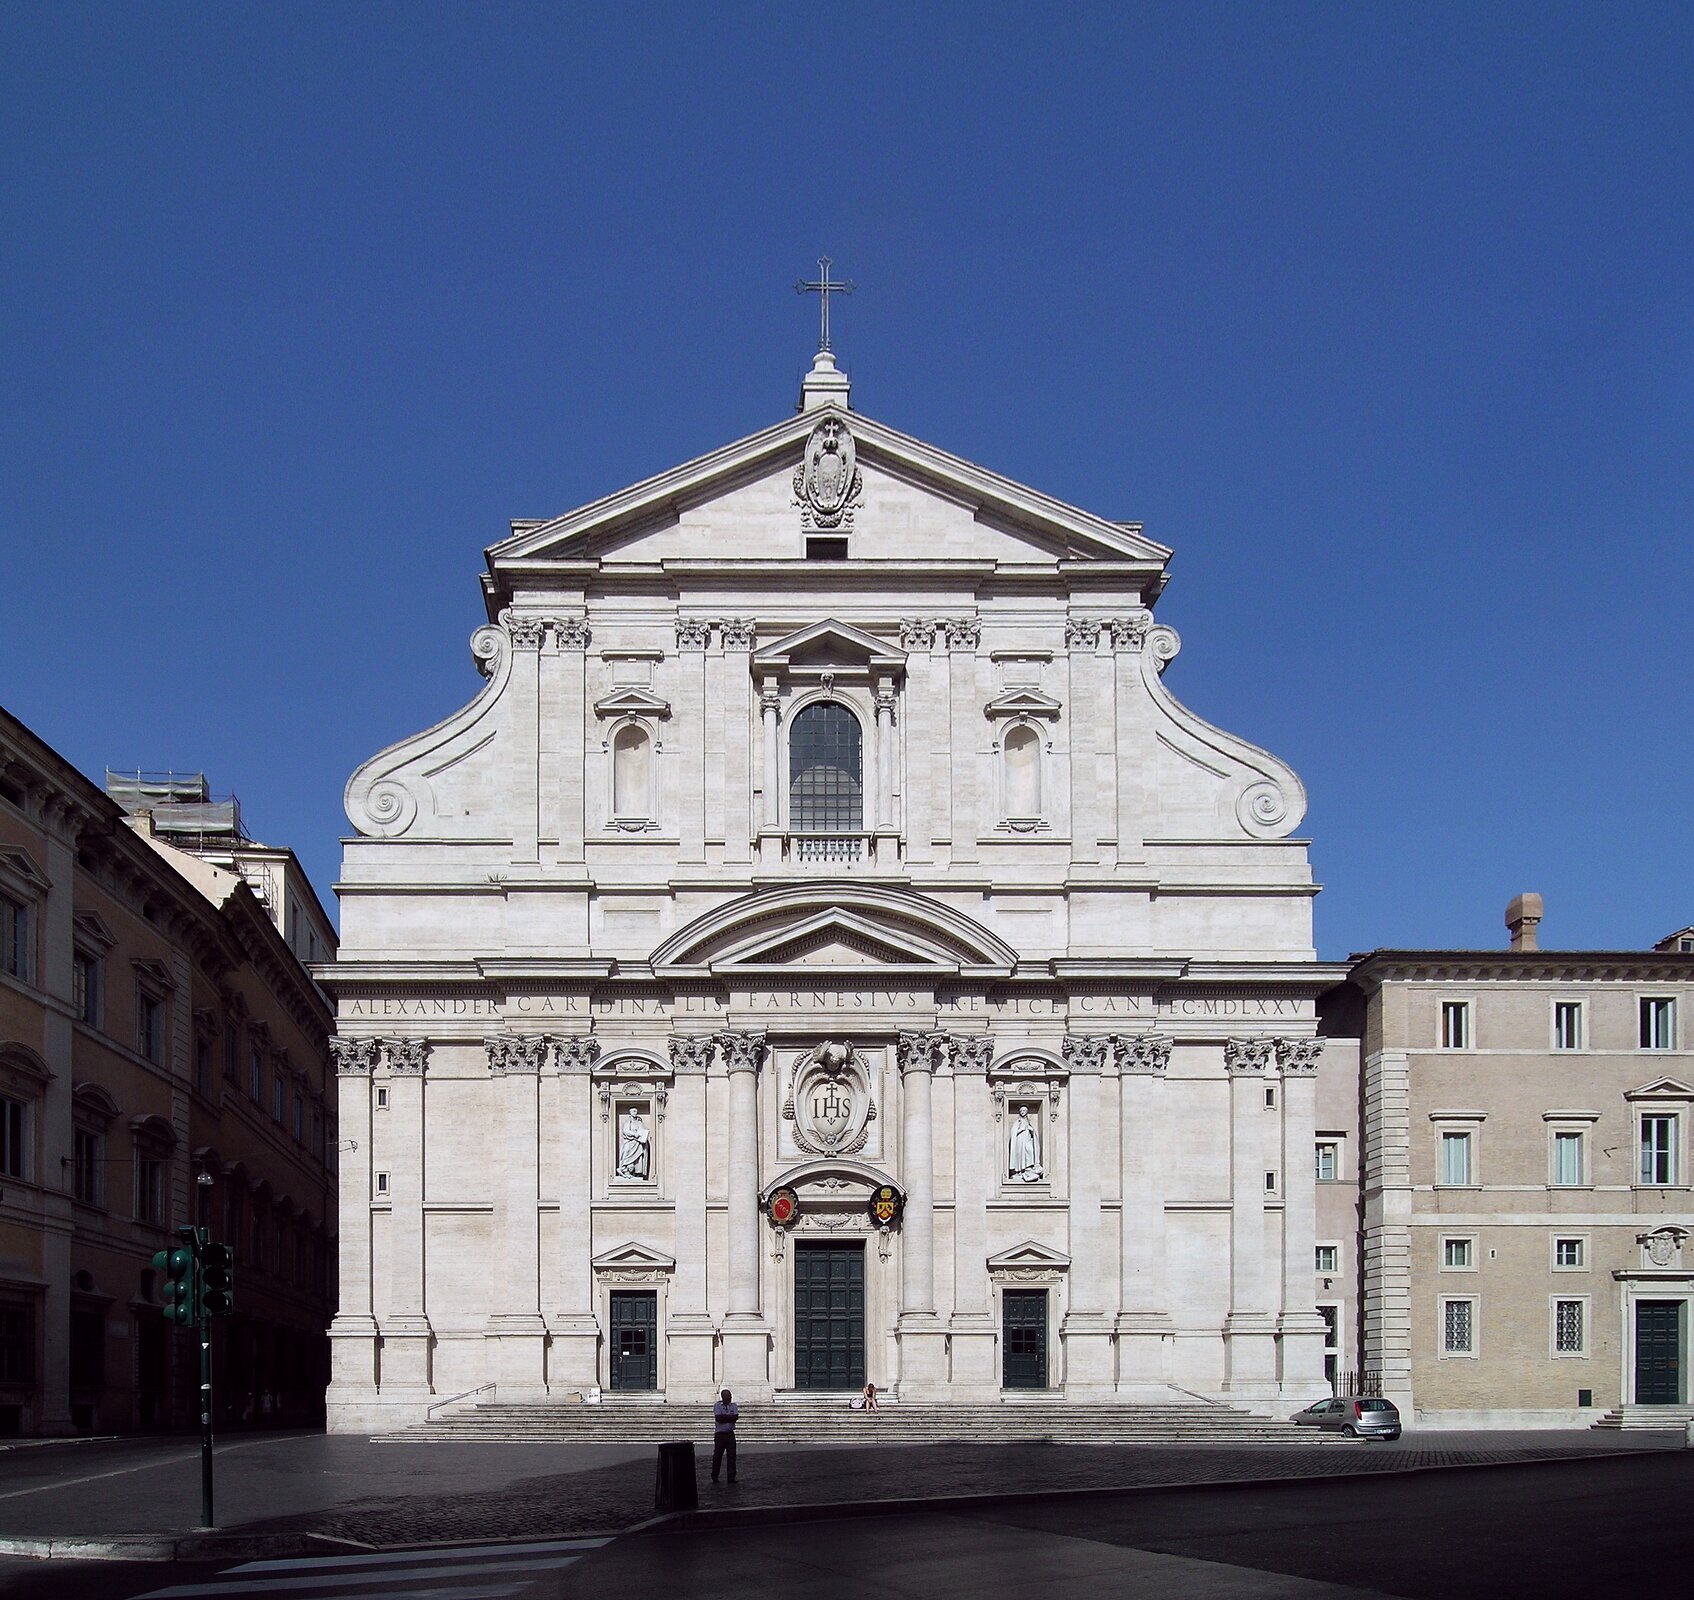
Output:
top-left (795, 256), bottom-right (855, 352)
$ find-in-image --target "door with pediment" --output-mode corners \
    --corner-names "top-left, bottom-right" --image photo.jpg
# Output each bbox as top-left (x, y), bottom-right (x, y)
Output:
top-left (794, 1241), bottom-right (865, 1390)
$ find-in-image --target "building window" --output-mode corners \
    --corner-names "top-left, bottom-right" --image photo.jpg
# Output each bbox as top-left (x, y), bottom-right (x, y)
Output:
top-left (788, 701), bottom-right (863, 831)
top-left (1640, 1113), bottom-right (1679, 1186)
top-left (1318, 1302), bottom-right (1341, 1392)
top-left (1439, 1130), bottom-right (1474, 1186)
top-left (73, 1128), bottom-right (102, 1206)
top-left (1554, 1236), bottom-right (1586, 1270)
top-left (136, 1156), bottom-right (164, 1226)
top-left (1553, 1298), bottom-right (1587, 1356)
top-left (805, 535), bottom-right (849, 560)
top-left (72, 952), bottom-right (100, 1026)
top-left (610, 722), bottom-right (653, 821)
top-left (1640, 998), bottom-right (1677, 1050)
top-left (249, 1047), bottom-right (263, 1101)
top-left (374, 1171), bottom-right (390, 1197)
top-left (1002, 723), bottom-right (1042, 819)
top-left (1553, 1001), bottom-right (1583, 1051)
top-left (376, 1086), bottom-right (389, 1109)
top-left (1442, 1236), bottom-right (1475, 1270)
top-left (0, 895), bottom-right (29, 982)
top-left (136, 991), bottom-right (165, 1064)
top-left (1440, 1000), bottom-right (1471, 1050)
top-left (1552, 1130), bottom-right (1585, 1187)
top-left (1264, 1086), bottom-right (1276, 1109)
top-left (251, 1209), bottom-right (264, 1265)
top-left (194, 1037), bottom-right (213, 1098)
top-left (292, 1094), bottom-right (303, 1143)
top-left (272, 1077), bottom-right (284, 1124)
top-left (0, 1095), bottom-right (27, 1180)
top-left (1441, 1298), bottom-right (1476, 1355)
top-left (223, 1026), bottom-right (239, 1084)
top-left (1315, 1140), bottom-right (1340, 1182)
top-left (1264, 1169), bottom-right (1278, 1194)
top-left (0, 1301), bottom-right (34, 1385)
top-left (1315, 1244), bottom-right (1339, 1274)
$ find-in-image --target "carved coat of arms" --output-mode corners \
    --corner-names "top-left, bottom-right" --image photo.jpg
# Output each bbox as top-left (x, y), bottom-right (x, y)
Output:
top-left (794, 417), bottom-right (863, 530)
top-left (784, 1041), bottom-right (877, 1156)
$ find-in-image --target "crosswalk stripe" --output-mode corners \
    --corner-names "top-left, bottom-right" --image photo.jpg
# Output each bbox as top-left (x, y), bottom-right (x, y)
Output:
top-left (232, 1539), bottom-right (608, 1574)
top-left (136, 1585), bottom-right (528, 1600)
top-left (134, 1551), bottom-right (595, 1600)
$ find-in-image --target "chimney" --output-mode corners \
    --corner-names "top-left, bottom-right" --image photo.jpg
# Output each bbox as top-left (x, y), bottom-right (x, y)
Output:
top-left (1506, 892), bottom-right (1543, 952)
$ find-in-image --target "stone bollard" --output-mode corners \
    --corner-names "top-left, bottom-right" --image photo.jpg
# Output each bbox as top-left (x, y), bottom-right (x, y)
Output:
top-left (654, 1439), bottom-right (699, 1512)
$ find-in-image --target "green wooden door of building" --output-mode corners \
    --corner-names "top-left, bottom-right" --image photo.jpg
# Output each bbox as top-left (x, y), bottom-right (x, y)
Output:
top-left (794, 1242), bottom-right (864, 1390)
top-left (609, 1291), bottom-right (657, 1391)
top-left (1002, 1290), bottom-right (1048, 1389)
top-left (1635, 1301), bottom-right (1683, 1404)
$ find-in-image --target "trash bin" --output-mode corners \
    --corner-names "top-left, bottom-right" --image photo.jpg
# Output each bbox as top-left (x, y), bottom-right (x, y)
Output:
top-left (654, 1439), bottom-right (698, 1511)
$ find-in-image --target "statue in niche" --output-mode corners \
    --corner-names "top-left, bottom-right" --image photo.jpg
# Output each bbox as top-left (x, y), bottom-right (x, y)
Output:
top-left (1007, 1105), bottom-right (1044, 1183)
top-left (615, 1106), bottom-right (651, 1180)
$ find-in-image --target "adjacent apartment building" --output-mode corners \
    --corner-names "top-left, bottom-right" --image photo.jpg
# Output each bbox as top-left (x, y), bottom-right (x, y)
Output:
top-left (0, 707), bottom-right (337, 1435)
top-left (1324, 895), bottom-right (1694, 1427)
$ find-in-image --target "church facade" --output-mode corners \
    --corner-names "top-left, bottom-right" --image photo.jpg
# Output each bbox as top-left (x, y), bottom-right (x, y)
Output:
top-left (324, 352), bottom-right (1348, 1429)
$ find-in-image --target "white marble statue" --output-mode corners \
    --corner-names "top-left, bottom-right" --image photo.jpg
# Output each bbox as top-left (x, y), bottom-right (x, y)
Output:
top-left (615, 1106), bottom-right (651, 1180)
top-left (1007, 1106), bottom-right (1044, 1182)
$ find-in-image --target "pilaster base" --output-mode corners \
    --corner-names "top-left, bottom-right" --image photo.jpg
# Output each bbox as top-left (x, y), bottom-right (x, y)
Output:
top-left (1222, 1311), bottom-right (1280, 1398)
top-left (1277, 1311), bottom-right (1332, 1403)
top-left (896, 1314), bottom-right (948, 1396)
top-left (721, 1314), bottom-right (774, 1397)
top-left (1059, 1312), bottom-right (1115, 1393)
top-left (945, 1314), bottom-right (1000, 1396)
top-left (377, 1315), bottom-right (435, 1395)
top-left (664, 1313), bottom-right (718, 1398)
top-left (1113, 1311), bottom-right (1174, 1390)
top-left (547, 1313), bottom-right (602, 1392)
top-left (328, 1316), bottom-right (380, 1392)
top-left (487, 1314), bottom-right (549, 1397)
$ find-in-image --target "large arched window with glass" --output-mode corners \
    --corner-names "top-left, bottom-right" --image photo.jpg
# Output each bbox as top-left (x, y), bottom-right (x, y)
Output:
top-left (788, 702), bottom-right (863, 831)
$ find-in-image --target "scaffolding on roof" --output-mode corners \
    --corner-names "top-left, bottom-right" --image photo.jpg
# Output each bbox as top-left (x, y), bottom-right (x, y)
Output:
top-left (105, 769), bottom-right (247, 848)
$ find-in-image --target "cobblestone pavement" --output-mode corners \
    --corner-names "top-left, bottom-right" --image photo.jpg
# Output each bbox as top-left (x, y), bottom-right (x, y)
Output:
top-left (234, 1433), bottom-right (1678, 1548)
top-left (0, 1429), bottom-right (1679, 1552)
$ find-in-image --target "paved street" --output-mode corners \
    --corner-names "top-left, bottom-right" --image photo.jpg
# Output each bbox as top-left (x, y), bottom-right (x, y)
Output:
top-left (0, 1428), bottom-right (1675, 1548)
top-left (2, 1450), bottom-right (1689, 1600)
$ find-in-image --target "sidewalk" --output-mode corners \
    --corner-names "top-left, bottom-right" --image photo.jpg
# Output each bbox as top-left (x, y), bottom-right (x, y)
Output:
top-left (0, 1428), bottom-right (1681, 1559)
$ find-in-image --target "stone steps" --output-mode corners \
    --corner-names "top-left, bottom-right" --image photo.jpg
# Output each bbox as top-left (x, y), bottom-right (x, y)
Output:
top-left (385, 1398), bottom-right (1316, 1444)
top-left (1591, 1404), bottom-right (1694, 1431)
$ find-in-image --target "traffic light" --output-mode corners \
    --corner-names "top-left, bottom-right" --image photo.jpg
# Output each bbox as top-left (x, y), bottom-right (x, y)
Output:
top-left (201, 1241), bottom-right (233, 1317)
top-left (153, 1245), bottom-right (197, 1326)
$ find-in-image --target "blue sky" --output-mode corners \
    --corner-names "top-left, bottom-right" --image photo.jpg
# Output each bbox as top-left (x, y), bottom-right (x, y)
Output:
top-left (3, 2), bottom-right (1690, 959)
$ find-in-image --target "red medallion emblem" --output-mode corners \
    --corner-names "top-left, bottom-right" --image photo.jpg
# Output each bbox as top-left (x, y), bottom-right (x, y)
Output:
top-left (767, 1186), bottom-right (800, 1226)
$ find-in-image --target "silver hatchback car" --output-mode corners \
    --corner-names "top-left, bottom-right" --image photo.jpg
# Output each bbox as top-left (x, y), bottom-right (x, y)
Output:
top-left (1292, 1395), bottom-right (1402, 1440)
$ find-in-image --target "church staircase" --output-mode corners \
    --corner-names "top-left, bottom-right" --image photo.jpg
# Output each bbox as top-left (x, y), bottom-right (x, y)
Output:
top-left (387, 1393), bottom-right (1317, 1444)
top-left (1590, 1403), bottom-right (1694, 1432)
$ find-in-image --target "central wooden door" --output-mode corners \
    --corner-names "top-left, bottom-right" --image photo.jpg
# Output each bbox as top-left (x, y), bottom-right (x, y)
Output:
top-left (609, 1291), bottom-right (657, 1391)
top-left (794, 1241), bottom-right (865, 1390)
top-left (1635, 1301), bottom-right (1684, 1404)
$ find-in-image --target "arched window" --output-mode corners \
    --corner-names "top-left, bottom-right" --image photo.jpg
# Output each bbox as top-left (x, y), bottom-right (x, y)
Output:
top-left (789, 702), bottom-right (862, 830)
top-left (612, 723), bottom-right (652, 818)
top-left (1003, 723), bottom-right (1041, 818)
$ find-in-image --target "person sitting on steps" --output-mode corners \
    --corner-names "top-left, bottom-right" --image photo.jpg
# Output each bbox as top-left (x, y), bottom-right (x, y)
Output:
top-left (861, 1381), bottom-right (880, 1413)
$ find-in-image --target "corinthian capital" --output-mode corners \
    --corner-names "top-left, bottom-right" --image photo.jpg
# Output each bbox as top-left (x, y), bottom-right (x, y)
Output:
top-left (330, 1037), bottom-right (379, 1077)
top-left (550, 616), bottom-right (592, 651)
top-left (505, 614), bottom-right (546, 651)
top-left (1223, 1037), bottom-right (1274, 1075)
top-left (1062, 1034), bottom-right (1108, 1073)
top-left (1275, 1037), bottom-right (1324, 1076)
top-left (719, 618), bottom-right (756, 649)
top-left (675, 618), bottom-right (710, 650)
top-left (668, 1033), bottom-right (716, 1074)
top-left (486, 1033), bottom-right (547, 1075)
top-left (383, 1037), bottom-right (431, 1076)
top-left (552, 1034), bottom-right (603, 1075)
top-left (1108, 613), bottom-right (1151, 652)
top-left (1064, 617), bottom-right (1104, 648)
top-left (896, 1031), bottom-right (946, 1076)
top-left (715, 1031), bottom-right (767, 1075)
top-left (1113, 1032), bottom-right (1172, 1075)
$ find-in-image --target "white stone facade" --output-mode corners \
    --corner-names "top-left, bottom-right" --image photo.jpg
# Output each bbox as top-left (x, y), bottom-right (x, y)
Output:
top-left (324, 356), bottom-right (1345, 1429)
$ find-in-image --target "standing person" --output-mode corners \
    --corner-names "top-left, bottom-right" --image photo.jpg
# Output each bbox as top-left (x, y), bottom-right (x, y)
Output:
top-left (712, 1388), bottom-right (739, 1484)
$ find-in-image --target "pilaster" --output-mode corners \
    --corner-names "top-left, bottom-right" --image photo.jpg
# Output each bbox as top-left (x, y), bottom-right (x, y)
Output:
top-left (550, 1033), bottom-right (602, 1388)
top-left (378, 1036), bottom-right (433, 1395)
top-left (485, 1033), bottom-right (548, 1396)
top-left (1114, 1032), bottom-right (1175, 1391)
top-left (1363, 1048), bottom-right (1415, 1409)
top-left (664, 1033), bottom-right (717, 1395)
top-left (1275, 1038), bottom-right (1331, 1402)
top-left (946, 1033), bottom-right (997, 1394)
top-left (1222, 1037), bottom-right (1278, 1396)
top-left (718, 1030), bottom-right (772, 1395)
top-left (895, 1031), bottom-right (947, 1393)
top-left (326, 1038), bottom-right (380, 1415)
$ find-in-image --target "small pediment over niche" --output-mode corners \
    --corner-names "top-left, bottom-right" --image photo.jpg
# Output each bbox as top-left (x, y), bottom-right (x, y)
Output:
top-left (590, 1241), bottom-right (676, 1275)
top-left (987, 1240), bottom-right (1071, 1273)
top-left (753, 619), bottom-right (904, 674)
top-left (984, 688), bottom-right (1062, 721)
top-left (593, 686), bottom-right (671, 720)
top-left (719, 908), bottom-right (959, 971)
top-left (1625, 1077), bottom-right (1694, 1101)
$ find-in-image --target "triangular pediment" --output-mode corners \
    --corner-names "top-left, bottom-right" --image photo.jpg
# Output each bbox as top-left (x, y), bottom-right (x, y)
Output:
top-left (1626, 1077), bottom-right (1694, 1100)
top-left (987, 1239), bottom-right (1071, 1271)
top-left (724, 908), bottom-right (958, 971)
top-left (985, 687), bottom-right (1063, 720)
top-left (650, 884), bottom-right (1017, 977)
top-left (590, 1241), bottom-right (676, 1273)
top-left (754, 618), bottom-right (903, 672)
top-left (592, 686), bottom-right (671, 719)
top-left (484, 405), bottom-right (1170, 590)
